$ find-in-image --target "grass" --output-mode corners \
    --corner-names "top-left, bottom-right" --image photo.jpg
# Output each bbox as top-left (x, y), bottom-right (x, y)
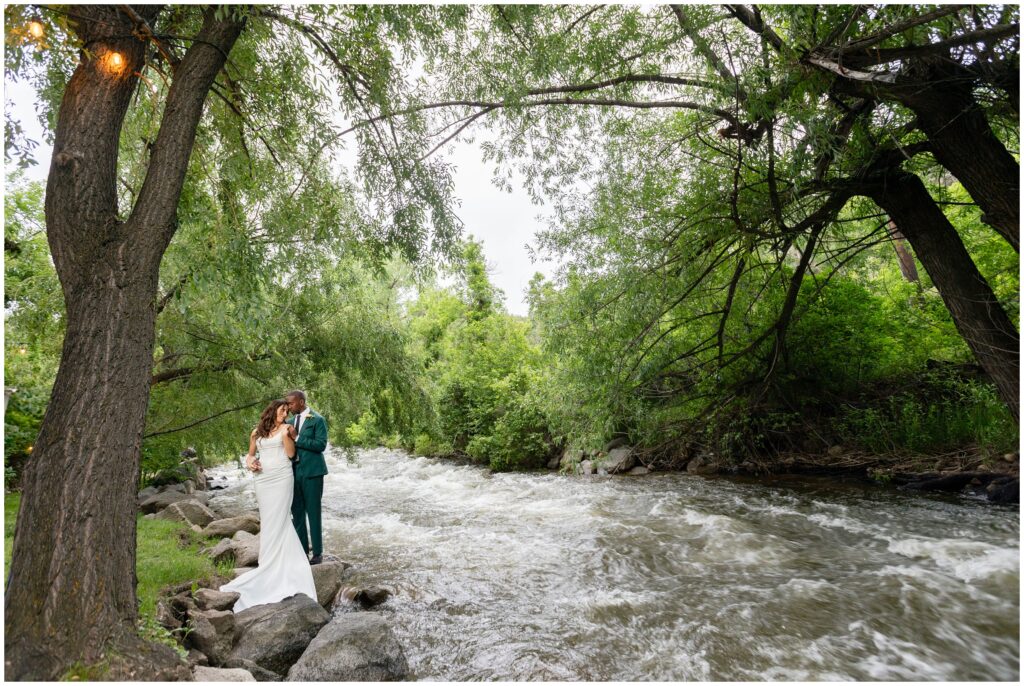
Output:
top-left (4, 490), bottom-right (232, 651)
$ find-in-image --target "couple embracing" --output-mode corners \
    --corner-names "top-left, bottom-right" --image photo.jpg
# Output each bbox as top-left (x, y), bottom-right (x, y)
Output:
top-left (220, 390), bottom-right (328, 612)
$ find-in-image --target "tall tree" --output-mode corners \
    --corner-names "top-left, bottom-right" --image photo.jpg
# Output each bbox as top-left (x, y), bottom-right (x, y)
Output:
top-left (4, 4), bottom-right (463, 678)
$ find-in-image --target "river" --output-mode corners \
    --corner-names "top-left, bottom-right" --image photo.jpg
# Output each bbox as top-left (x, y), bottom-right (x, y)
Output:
top-left (208, 447), bottom-right (1019, 680)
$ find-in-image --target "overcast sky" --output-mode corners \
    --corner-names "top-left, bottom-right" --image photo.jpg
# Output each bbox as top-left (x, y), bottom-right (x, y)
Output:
top-left (4, 76), bottom-right (559, 316)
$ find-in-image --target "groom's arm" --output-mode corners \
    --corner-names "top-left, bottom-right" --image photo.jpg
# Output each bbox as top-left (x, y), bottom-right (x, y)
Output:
top-left (295, 415), bottom-right (328, 453)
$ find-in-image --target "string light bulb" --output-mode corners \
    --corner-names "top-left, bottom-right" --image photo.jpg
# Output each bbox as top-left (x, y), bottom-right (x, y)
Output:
top-left (27, 20), bottom-right (44, 39)
top-left (105, 51), bottom-right (125, 74)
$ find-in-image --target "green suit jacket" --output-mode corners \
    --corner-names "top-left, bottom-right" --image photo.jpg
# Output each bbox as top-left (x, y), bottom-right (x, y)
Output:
top-left (289, 410), bottom-right (329, 478)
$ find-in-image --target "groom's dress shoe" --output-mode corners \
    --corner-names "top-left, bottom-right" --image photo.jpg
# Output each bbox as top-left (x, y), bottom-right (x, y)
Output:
top-left (309, 554), bottom-right (323, 566)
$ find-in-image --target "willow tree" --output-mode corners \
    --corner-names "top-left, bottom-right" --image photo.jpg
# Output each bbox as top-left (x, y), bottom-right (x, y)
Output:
top-left (4, 4), bottom-right (464, 679)
top-left (401, 4), bottom-right (1018, 419)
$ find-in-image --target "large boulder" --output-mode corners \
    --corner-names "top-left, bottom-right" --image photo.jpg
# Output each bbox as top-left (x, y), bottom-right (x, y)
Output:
top-left (194, 588), bottom-right (241, 612)
top-left (597, 446), bottom-right (636, 474)
top-left (192, 665), bottom-right (256, 682)
top-left (202, 513), bottom-right (260, 538)
top-left (311, 561), bottom-right (351, 608)
top-left (155, 500), bottom-right (218, 528)
top-left (187, 608), bottom-right (236, 666)
top-left (229, 594), bottom-right (330, 675)
top-left (139, 491), bottom-right (195, 514)
top-left (286, 613), bottom-right (409, 682)
top-left (137, 486), bottom-right (159, 504)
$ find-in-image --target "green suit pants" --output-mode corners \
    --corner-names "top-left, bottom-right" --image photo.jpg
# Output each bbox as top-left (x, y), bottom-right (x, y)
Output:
top-left (291, 475), bottom-right (324, 556)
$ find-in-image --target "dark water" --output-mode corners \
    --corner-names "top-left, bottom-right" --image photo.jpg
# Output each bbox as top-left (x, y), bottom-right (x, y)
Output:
top-left (210, 448), bottom-right (1020, 680)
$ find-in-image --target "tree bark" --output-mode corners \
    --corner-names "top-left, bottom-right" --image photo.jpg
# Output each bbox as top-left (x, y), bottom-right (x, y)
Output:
top-left (893, 59), bottom-right (1020, 253)
top-left (887, 221), bottom-right (920, 284)
top-left (4, 5), bottom-right (244, 679)
top-left (867, 172), bottom-right (1019, 420)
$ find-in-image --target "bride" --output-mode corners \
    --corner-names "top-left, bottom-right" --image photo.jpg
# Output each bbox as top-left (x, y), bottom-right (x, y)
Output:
top-left (220, 399), bottom-right (317, 612)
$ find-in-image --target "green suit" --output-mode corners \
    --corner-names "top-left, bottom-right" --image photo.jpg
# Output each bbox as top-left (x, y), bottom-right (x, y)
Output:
top-left (289, 409), bottom-right (328, 556)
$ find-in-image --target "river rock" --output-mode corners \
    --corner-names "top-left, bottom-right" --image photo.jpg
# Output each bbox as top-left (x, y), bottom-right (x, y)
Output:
top-left (311, 561), bottom-right (351, 608)
top-left (987, 478), bottom-right (1019, 504)
top-left (155, 599), bottom-right (181, 630)
top-left (155, 499), bottom-right (218, 528)
top-left (598, 446), bottom-right (636, 474)
top-left (232, 533), bottom-right (261, 568)
top-left (336, 586), bottom-right (391, 609)
top-left (187, 648), bottom-right (209, 668)
top-left (560, 449), bottom-right (584, 470)
top-left (187, 608), bottom-right (236, 666)
top-left (545, 454), bottom-right (561, 470)
top-left (139, 490), bottom-right (196, 514)
top-left (285, 613), bottom-right (409, 682)
top-left (193, 665), bottom-right (256, 682)
top-left (580, 459), bottom-right (594, 476)
top-left (138, 485), bottom-right (159, 503)
top-left (203, 513), bottom-right (260, 538)
top-left (204, 538), bottom-right (236, 565)
top-left (233, 566), bottom-right (256, 578)
top-left (230, 594), bottom-right (330, 675)
top-left (686, 454), bottom-right (718, 475)
top-left (627, 466), bottom-right (649, 476)
top-left (195, 588), bottom-right (241, 612)
top-left (222, 658), bottom-right (282, 682)
top-left (827, 445), bottom-right (845, 457)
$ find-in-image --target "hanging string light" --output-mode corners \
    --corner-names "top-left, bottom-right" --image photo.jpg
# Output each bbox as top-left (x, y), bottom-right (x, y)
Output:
top-left (27, 20), bottom-right (44, 39)
top-left (104, 50), bottom-right (126, 74)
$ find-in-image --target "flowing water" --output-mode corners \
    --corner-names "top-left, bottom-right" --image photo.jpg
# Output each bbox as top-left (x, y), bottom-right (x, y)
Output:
top-left (209, 447), bottom-right (1019, 680)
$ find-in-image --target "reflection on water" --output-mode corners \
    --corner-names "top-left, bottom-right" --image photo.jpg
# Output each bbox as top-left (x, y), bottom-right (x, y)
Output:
top-left (209, 448), bottom-right (1019, 680)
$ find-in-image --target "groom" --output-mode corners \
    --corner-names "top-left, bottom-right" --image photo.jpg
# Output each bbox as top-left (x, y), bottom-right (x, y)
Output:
top-left (285, 390), bottom-right (328, 565)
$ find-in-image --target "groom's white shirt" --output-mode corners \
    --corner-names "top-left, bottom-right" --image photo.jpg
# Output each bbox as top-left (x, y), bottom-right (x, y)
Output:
top-left (295, 407), bottom-right (311, 434)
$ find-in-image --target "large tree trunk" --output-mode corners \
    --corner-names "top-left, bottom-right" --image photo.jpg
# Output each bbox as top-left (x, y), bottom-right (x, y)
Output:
top-left (868, 172), bottom-right (1019, 420)
top-left (4, 6), bottom-right (244, 679)
top-left (892, 59), bottom-right (1019, 252)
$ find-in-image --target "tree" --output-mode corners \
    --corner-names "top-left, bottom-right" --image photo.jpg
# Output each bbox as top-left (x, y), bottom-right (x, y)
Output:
top-left (4, 4), bottom-right (463, 678)
top-left (400, 4), bottom-right (1018, 418)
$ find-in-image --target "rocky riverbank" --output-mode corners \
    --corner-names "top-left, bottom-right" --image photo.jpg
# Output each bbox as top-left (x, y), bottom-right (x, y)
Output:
top-left (535, 442), bottom-right (1019, 505)
top-left (138, 476), bottom-right (404, 681)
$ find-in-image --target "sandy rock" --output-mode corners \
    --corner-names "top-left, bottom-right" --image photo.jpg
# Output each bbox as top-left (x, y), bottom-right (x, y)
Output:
top-left (139, 491), bottom-right (195, 514)
top-left (193, 665), bottom-right (256, 681)
top-left (599, 447), bottom-right (636, 474)
top-left (232, 534), bottom-right (260, 568)
top-left (155, 599), bottom-right (181, 630)
top-left (335, 585), bottom-right (391, 609)
top-left (560, 449), bottom-right (584, 470)
top-left (230, 594), bottom-right (330, 675)
top-left (233, 567), bottom-right (256, 578)
top-left (187, 608), bottom-right (236, 666)
top-left (202, 513), bottom-right (260, 538)
top-left (194, 588), bottom-right (241, 612)
top-left (222, 658), bottom-right (282, 682)
top-left (686, 454), bottom-right (718, 475)
top-left (203, 538), bottom-right (236, 565)
top-left (311, 560), bottom-right (352, 608)
top-left (188, 649), bottom-right (209, 669)
top-left (285, 613), bottom-right (409, 681)
top-left (155, 500), bottom-right (218, 528)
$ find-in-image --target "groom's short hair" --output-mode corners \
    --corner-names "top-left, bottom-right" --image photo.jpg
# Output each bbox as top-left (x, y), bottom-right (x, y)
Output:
top-left (286, 390), bottom-right (306, 402)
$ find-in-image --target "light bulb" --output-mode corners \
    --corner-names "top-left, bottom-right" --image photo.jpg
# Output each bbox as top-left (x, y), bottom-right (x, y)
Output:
top-left (108, 52), bottom-right (124, 71)
top-left (28, 21), bottom-right (44, 39)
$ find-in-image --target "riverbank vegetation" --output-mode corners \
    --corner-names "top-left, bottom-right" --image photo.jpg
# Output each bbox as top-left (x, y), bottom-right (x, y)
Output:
top-left (3, 4), bottom-right (1018, 678)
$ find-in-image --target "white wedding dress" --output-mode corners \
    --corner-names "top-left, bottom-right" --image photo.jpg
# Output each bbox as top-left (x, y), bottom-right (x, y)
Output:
top-left (220, 428), bottom-right (317, 612)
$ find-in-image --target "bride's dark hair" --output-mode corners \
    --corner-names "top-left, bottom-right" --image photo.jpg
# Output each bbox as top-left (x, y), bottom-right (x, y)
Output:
top-left (255, 399), bottom-right (289, 439)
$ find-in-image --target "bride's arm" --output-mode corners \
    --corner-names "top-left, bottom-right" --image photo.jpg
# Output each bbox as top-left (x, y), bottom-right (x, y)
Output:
top-left (245, 430), bottom-right (260, 471)
top-left (282, 429), bottom-right (296, 459)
